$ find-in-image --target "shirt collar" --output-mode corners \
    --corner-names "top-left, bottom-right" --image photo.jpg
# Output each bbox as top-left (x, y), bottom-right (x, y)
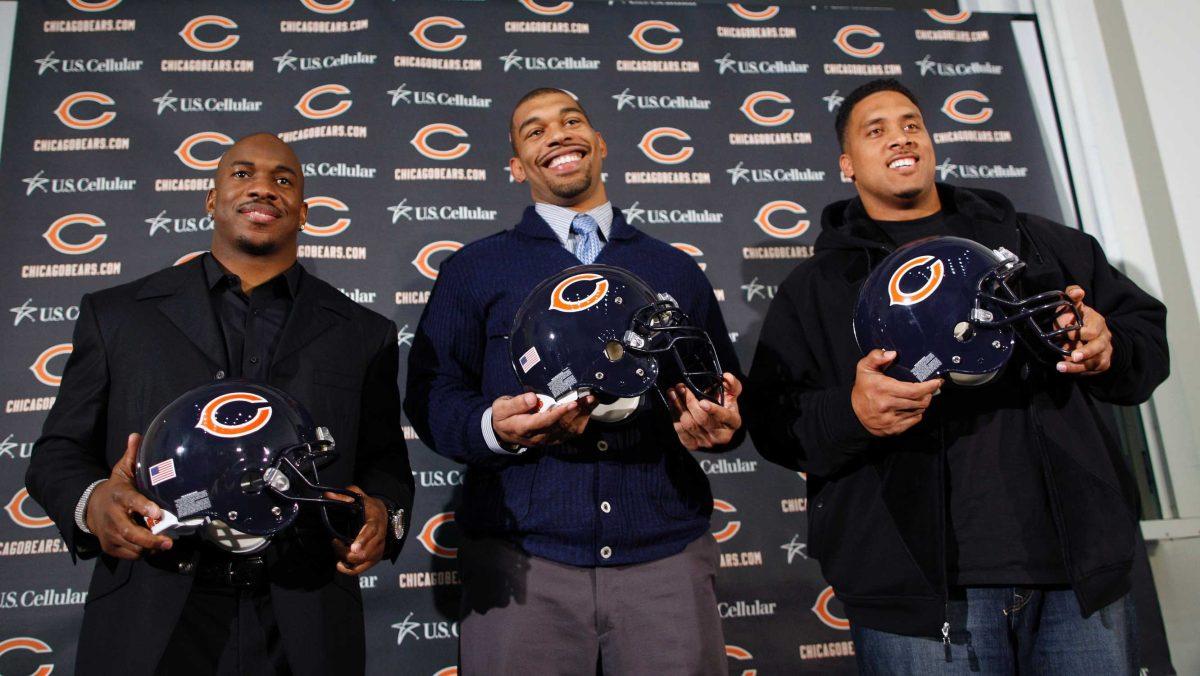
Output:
top-left (534, 202), bottom-right (613, 247)
top-left (203, 252), bottom-right (302, 297)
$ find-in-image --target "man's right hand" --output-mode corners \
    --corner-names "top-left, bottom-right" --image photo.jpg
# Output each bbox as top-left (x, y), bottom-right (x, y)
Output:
top-left (492, 392), bottom-right (598, 448)
top-left (850, 350), bottom-right (943, 437)
top-left (85, 433), bottom-right (173, 560)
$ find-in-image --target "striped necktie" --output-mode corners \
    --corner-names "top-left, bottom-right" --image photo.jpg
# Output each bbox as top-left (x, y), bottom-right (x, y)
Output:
top-left (571, 213), bottom-right (602, 265)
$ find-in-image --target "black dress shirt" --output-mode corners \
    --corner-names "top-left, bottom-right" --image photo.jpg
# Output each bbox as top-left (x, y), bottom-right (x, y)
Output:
top-left (202, 253), bottom-right (301, 381)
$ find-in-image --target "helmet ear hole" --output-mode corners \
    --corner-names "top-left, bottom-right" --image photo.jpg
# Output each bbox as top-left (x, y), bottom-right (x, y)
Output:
top-left (953, 321), bottom-right (974, 343)
top-left (604, 340), bottom-right (625, 362)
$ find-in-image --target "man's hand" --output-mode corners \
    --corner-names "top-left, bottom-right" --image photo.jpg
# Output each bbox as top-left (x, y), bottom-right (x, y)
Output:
top-left (1054, 285), bottom-right (1113, 375)
top-left (85, 433), bottom-right (173, 560)
top-left (850, 350), bottom-right (942, 437)
top-left (492, 392), bottom-right (598, 448)
top-left (665, 373), bottom-right (742, 451)
top-left (327, 485), bottom-right (387, 576)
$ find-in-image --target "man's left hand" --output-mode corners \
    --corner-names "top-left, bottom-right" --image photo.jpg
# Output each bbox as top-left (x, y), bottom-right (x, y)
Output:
top-left (325, 485), bottom-right (387, 575)
top-left (666, 372), bottom-right (742, 451)
top-left (1055, 285), bottom-right (1114, 376)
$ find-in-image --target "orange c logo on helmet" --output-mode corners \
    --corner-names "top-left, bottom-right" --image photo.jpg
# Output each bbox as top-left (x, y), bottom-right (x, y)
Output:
top-left (302, 196), bottom-right (351, 237)
top-left (739, 91), bottom-right (793, 127)
top-left (67, 0), bottom-right (121, 11)
top-left (712, 498), bottom-right (741, 542)
top-left (412, 240), bottom-right (463, 280)
top-left (418, 512), bottom-right (458, 558)
top-left (941, 90), bottom-right (993, 125)
top-left (30, 344), bottom-right (72, 387)
top-left (671, 243), bottom-right (706, 271)
top-left (629, 20), bottom-right (683, 54)
top-left (196, 392), bottom-right (273, 439)
top-left (0, 637), bottom-right (54, 676)
top-left (53, 91), bottom-right (116, 130)
top-left (638, 127), bottom-right (693, 165)
top-left (812, 586), bottom-right (850, 630)
top-left (174, 131), bottom-right (234, 171)
top-left (301, 0), bottom-right (354, 14)
top-left (518, 0), bottom-right (573, 15)
top-left (754, 201), bottom-right (809, 239)
top-left (925, 9), bottom-right (972, 24)
top-left (549, 273), bottom-right (609, 313)
top-left (174, 250), bottom-right (207, 266)
top-left (295, 84), bottom-right (352, 120)
top-left (179, 15), bottom-right (239, 53)
top-left (728, 4), bottom-right (778, 21)
top-left (410, 16), bottom-right (467, 52)
top-left (43, 213), bottom-right (106, 255)
top-left (834, 24), bottom-right (884, 58)
top-left (888, 255), bottom-right (944, 306)
top-left (410, 123), bottom-right (471, 161)
top-left (5, 490), bottom-right (55, 529)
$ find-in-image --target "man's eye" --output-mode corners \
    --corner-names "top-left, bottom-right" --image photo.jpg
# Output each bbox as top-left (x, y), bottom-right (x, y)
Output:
top-left (867, 129), bottom-right (881, 137)
top-left (233, 170), bottom-right (249, 178)
top-left (277, 177), bottom-right (292, 186)
top-left (528, 129), bottom-right (542, 138)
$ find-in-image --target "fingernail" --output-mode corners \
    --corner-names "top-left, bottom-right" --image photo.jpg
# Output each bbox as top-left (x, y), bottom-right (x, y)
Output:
top-left (1073, 351), bottom-right (1083, 362)
top-left (525, 393), bottom-right (536, 405)
top-left (700, 401), bottom-right (712, 411)
top-left (1056, 362), bottom-right (1067, 372)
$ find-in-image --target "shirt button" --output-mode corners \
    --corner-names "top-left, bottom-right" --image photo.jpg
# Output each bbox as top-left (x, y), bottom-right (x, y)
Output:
top-left (214, 370), bottom-right (225, 380)
top-left (250, 357), bottom-right (259, 364)
top-left (600, 501), bottom-right (612, 514)
top-left (600, 546), bottom-right (612, 560)
top-left (596, 440), bottom-right (609, 452)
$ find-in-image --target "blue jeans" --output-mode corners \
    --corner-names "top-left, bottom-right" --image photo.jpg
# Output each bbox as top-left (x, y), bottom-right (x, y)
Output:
top-left (852, 588), bottom-right (1137, 675)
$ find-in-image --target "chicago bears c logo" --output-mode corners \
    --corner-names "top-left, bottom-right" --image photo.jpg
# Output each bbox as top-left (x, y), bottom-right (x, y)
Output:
top-left (196, 392), bottom-right (273, 438)
top-left (671, 242), bottom-right (706, 270)
top-left (629, 20), bottom-right (683, 54)
top-left (518, 0), bottom-right (572, 15)
top-left (410, 123), bottom-right (470, 161)
top-left (174, 250), bottom-right (207, 266)
top-left (638, 127), bottom-right (693, 165)
top-left (301, 0), bottom-right (354, 14)
top-left (432, 668), bottom-right (458, 676)
top-left (179, 15), bottom-right (239, 53)
top-left (174, 131), bottom-right (234, 171)
top-left (5, 489), bottom-right (55, 529)
top-left (888, 255), bottom-right (944, 306)
top-left (53, 91), bottom-right (116, 130)
top-left (295, 84), bottom-right (352, 120)
top-left (724, 644), bottom-right (757, 676)
top-left (418, 511), bottom-right (457, 558)
top-left (739, 91), bottom-right (793, 127)
top-left (833, 24), bottom-right (884, 58)
top-left (754, 201), bottom-right (809, 239)
top-left (303, 196), bottom-right (351, 237)
top-left (410, 16), bottom-right (467, 52)
top-left (412, 240), bottom-right (463, 280)
top-left (43, 213), bottom-right (106, 255)
top-left (941, 90), bottom-right (993, 125)
top-left (30, 343), bottom-right (72, 387)
top-left (549, 273), bottom-right (609, 313)
top-left (925, 9), bottom-right (972, 24)
top-left (728, 4), bottom-right (779, 21)
top-left (812, 586), bottom-right (850, 630)
top-left (67, 0), bottom-right (121, 11)
top-left (712, 498), bottom-right (741, 542)
top-left (0, 637), bottom-right (54, 676)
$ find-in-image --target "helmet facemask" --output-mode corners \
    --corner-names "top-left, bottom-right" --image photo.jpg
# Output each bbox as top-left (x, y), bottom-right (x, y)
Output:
top-left (627, 298), bottom-right (724, 406)
top-left (266, 428), bottom-right (364, 545)
top-left (972, 251), bottom-right (1083, 361)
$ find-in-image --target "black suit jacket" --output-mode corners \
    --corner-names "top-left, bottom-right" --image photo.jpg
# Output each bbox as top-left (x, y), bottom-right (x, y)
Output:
top-left (25, 257), bottom-right (414, 676)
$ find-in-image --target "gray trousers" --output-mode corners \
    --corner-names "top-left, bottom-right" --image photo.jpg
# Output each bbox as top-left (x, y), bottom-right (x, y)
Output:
top-left (458, 534), bottom-right (728, 676)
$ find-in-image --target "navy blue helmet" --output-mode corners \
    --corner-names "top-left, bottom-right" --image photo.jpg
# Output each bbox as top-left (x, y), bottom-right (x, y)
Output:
top-left (854, 236), bottom-right (1081, 386)
top-left (135, 380), bottom-right (362, 553)
top-left (510, 264), bottom-right (723, 421)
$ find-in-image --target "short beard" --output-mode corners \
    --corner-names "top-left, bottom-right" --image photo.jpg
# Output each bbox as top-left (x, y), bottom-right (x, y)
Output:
top-left (549, 173), bottom-right (592, 201)
top-left (894, 188), bottom-right (922, 200)
top-left (235, 235), bottom-right (280, 257)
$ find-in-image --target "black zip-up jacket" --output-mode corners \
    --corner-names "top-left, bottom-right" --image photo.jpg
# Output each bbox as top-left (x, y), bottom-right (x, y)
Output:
top-left (746, 184), bottom-right (1168, 636)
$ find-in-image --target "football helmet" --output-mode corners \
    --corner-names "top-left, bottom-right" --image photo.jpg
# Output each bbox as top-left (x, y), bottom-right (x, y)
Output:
top-left (853, 236), bottom-right (1081, 386)
top-left (510, 264), bottom-right (724, 422)
top-left (135, 380), bottom-right (362, 553)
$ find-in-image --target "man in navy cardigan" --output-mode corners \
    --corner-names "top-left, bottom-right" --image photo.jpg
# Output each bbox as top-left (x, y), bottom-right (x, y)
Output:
top-left (405, 88), bottom-right (744, 674)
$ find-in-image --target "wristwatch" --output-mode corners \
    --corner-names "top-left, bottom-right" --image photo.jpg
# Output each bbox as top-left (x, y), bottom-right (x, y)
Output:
top-left (387, 505), bottom-right (406, 541)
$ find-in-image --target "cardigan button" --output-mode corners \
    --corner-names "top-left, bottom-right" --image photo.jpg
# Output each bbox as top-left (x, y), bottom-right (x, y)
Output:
top-left (600, 501), bottom-right (612, 514)
top-left (596, 440), bottom-right (609, 452)
top-left (600, 546), bottom-right (612, 560)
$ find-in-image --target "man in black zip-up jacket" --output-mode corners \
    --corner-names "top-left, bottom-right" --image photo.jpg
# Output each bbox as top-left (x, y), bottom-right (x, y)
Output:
top-left (747, 80), bottom-right (1168, 672)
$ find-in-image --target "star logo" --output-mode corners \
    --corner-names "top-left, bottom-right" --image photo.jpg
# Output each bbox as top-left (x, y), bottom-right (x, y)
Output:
top-left (10, 299), bottom-right (36, 326)
top-left (387, 83), bottom-right (413, 106)
top-left (499, 50), bottom-right (524, 72)
top-left (741, 277), bottom-right (767, 302)
top-left (153, 90), bottom-right (178, 115)
top-left (274, 49), bottom-right (298, 73)
top-left (726, 161), bottom-right (750, 185)
top-left (146, 210), bottom-right (171, 236)
top-left (781, 534), bottom-right (808, 564)
top-left (915, 55), bottom-right (937, 76)
top-left (714, 53), bottom-right (737, 75)
top-left (612, 88), bottom-right (636, 111)
top-left (397, 324), bottom-right (414, 348)
top-left (35, 51), bottom-right (61, 75)
top-left (0, 434), bottom-right (19, 459)
top-left (937, 157), bottom-right (959, 180)
top-left (23, 170), bottom-right (50, 196)
top-left (822, 90), bottom-right (844, 113)
top-left (387, 199), bottom-right (414, 223)
top-left (391, 612), bottom-right (421, 646)
top-left (622, 201), bottom-right (645, 224)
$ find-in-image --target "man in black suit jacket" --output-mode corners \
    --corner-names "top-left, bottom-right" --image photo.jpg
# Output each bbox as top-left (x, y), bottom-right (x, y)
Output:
top-left (25, 133), bottom-right (413, 676)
